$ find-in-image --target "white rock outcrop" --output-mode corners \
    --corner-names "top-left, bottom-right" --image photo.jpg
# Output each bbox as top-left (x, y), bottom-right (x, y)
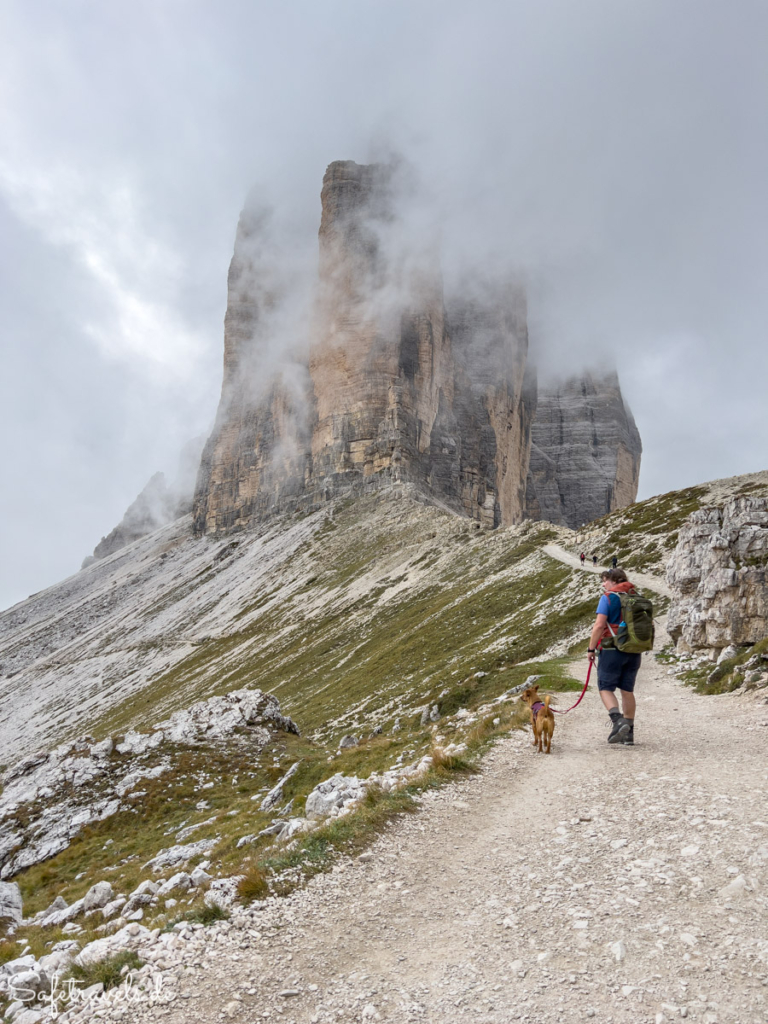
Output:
top-left (305, 774), bottom-right (367, 820)
top-left (0, 881), bottom-right (23, 929)
top-left (667, 496), bottom-right (768, 652)
top-left (0, 687), bottom-right (298, 880)
top-left (82, 880), bottom-right (114, 913)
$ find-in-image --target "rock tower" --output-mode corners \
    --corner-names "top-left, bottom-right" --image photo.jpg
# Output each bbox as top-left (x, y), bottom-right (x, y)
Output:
top-left (193, 160), bottom-right (641, 536)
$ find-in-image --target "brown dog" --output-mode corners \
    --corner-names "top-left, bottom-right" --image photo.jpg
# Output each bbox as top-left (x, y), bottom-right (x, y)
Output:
top-left (521, 684), bottom-right (555, 754)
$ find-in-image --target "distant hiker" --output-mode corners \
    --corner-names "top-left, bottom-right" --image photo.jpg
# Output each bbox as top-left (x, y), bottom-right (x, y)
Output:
top-left (587, 568), bottom-right (654, 746)
top-left (580, 552), bottom-right (586, 566)
top-left (611, 556), bottom-right (618, 569)
top-left (592, 554), bottom-right (598, 566)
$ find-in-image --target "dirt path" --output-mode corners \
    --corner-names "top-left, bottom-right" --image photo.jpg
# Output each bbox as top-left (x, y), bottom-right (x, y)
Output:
top-left (543, 543), bottom-right (673, 597)
top-left (126, 617), bottom-right (768, 1024)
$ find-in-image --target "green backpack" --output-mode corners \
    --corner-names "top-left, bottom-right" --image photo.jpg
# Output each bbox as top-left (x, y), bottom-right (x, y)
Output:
top-left (605, 592), bottom-right (655, 654)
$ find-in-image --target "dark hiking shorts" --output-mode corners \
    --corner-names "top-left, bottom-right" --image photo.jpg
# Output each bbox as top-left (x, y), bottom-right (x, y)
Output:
top-left (597, 649), bottom-right (642, 692)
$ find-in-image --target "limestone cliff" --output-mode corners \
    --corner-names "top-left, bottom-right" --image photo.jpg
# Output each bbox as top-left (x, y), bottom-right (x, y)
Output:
top-left (524, 372), bottom-right (642, 529)
top-left (667, 496), bottom-right (768, 652)
top-left (194, 161), bottom-right (538, 532)
top-left (193, 161), bottom-right (639, 535)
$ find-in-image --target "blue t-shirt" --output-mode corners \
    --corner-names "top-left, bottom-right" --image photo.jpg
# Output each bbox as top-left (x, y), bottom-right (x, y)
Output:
top-left (596, 592), bottom-right (622, 624)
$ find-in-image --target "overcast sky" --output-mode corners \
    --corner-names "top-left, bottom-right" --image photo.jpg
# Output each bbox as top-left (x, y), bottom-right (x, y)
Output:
top-left (2, 0), bottom-right (767, 611)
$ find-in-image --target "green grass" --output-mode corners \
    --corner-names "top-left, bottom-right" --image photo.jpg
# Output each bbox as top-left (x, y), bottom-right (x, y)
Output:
top-left (4, 493), bottom-right (596, 947)
top-left (580, 486), bottom-right (709, 573)
top-left (678, 637), bottom-right (768, 694)
top-left (184, 902), bottom-right (229, 926)
top-left (67, 950), bottom-right (143, 991)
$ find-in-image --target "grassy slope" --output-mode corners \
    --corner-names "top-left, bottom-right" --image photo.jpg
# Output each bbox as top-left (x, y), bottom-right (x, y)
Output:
top-left (3, 490), bottom-right (605, 957)
top-left (88, 494), bottom-right (599, 746)
top-left (571, 471), bottom-right (768, 576)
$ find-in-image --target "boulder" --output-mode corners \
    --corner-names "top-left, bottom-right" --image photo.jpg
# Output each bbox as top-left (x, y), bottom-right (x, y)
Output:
top-left (338, 735), bottom-right (358, 750)
top-left (89, 737), bottom-right (113, 758)
top-left (7, 969), bottom-right (49, 1002)
top-left (10, 1010), bottom-right (44, 1024)
top-left (38, 947), bottom-right (75, 975)
top-left (122, 892), bottom-right (154, 915)
top-left (157, 872), bottom-right (191, 896)
top-left (144, 838), bottom-right (217, 872)
top-left (277, 818), bottom-right (315, 842)
top-left (41, 895), bottom-right (68, 917)
top-left (305, 774), bottom-right (366, 820)
top-left (190, 866), bottom-right (212, 887)
top-left (101, 898), bottom-right (126, 920)
top-left (40, 897), bottom-right (84, 928)
top-left (259, 761), bottom-right (302, 812)
top-left (717, 644), bottom-right (739, 664)
top-left (0, 882), bottom-right (23, 928)
top-left (1, 955), bottom-right (37, 976)
top-left (74, 923), bottom-right (151, 967)
top-left (82, 881), bottom-right (114, 913)
top-left (115, 730), bottom-right (161, 756)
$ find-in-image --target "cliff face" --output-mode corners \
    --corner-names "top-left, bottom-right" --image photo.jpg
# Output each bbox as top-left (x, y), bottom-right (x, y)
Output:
top-left (524, 372), bottom-right (642, 529)
top-left (667, 496), bottom-right (768, 652)
top-left (193, 161), bottom-right (639, 536)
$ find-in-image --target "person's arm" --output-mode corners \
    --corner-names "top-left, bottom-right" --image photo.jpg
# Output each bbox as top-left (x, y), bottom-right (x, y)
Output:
top-left (588, 614), bottom-right (607, 660)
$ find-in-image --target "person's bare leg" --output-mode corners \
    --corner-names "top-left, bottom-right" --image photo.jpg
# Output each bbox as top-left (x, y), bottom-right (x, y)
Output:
top-left (620, 691), bottom-right (636, 719)
top-left (600, 690), bottom-right (619, 713)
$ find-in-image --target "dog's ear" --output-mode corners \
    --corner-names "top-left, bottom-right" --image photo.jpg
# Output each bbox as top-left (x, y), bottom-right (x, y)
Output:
top-left (529, 684), bottom-right (539, 698)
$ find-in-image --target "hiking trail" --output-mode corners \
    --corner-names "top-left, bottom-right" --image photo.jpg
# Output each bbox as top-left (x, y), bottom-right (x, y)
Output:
top-left (127, 589), bottom-right (768, 1024)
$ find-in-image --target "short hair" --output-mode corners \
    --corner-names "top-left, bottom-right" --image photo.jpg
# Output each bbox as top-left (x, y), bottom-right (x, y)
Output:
top-left (605, 568), bottom-right (628, 584)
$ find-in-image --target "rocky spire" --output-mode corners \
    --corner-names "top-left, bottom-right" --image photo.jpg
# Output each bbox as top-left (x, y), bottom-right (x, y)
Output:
top-left (524, 371), bottom-right (642, 529)
top-left (191, 161), bottom-right (641, 537)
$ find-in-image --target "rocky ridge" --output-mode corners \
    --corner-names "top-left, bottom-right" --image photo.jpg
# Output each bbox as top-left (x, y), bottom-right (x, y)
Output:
top-left (0, 689), bottom-right (298, 880)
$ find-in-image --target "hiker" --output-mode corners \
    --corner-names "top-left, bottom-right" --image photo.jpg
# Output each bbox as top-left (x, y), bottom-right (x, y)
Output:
top-left (592, 554), bottom-right (598, 566)
top-left (611, 556), bottom-right (618, 569)
top-left (580, 552), bottom-right (586, 566)
top-left (587, 568), bottom-right (653, 745)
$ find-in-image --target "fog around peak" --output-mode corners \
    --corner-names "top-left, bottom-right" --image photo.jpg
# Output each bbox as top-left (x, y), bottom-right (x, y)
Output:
top-left (1, 0), bottom-right (767, 608)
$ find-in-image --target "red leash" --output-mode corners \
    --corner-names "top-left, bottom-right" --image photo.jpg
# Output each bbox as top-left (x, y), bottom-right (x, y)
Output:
top-left (551, 657), bottom-right (594, 715)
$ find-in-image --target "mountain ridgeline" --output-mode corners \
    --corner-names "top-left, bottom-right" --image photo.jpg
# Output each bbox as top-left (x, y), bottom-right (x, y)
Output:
top-left (192, 160), bottom-right (641, 540)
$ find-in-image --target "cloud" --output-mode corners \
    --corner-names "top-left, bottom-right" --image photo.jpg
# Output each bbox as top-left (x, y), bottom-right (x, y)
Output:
top-left (1, 0), bottom-right (767, 607)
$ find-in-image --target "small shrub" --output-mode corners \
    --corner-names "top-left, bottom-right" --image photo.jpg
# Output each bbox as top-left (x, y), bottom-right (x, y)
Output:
top-left (429, 745), bottom-right (474, 774)
top-left (237, 865), bottom-right (270, 904)
top-left (186, 901), bottom-right (229, 926)
top-left (363, 783), bottom-right (386, 807)
top-left (67, 950), bottom-right (143, 991)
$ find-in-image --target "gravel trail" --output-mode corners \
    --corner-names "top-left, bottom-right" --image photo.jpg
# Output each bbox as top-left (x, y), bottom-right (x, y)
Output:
top-left (128, 616), bottom-right (768, 1024)
top-left (542, 543), bottom-right (673, 597)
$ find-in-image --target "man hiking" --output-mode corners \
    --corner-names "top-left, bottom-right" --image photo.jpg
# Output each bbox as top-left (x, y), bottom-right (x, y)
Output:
top-left (587, 568), bottom-right (646, 745)
top-left (580, 552), bottom-right (586, 566)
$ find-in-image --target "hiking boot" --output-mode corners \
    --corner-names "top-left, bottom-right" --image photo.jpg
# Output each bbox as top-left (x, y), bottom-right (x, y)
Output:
top-left (622, 725), bottom-right (634, 746)
top-left (607, 716), bottom-right (631, 744)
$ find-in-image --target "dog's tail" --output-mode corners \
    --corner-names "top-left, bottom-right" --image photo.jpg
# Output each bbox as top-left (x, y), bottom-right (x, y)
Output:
top-left (544, 695), bottom-right (551, 713)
